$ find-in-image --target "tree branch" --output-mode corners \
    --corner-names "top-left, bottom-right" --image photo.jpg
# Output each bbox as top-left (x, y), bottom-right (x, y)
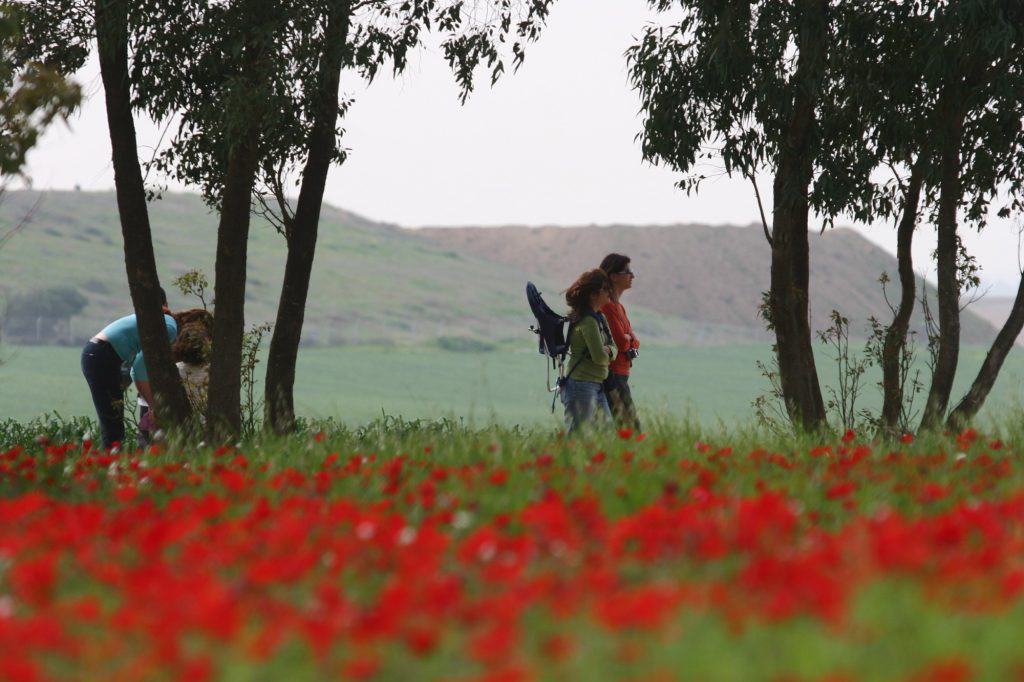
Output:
top-left (748, 172), bottom-right (773, 247)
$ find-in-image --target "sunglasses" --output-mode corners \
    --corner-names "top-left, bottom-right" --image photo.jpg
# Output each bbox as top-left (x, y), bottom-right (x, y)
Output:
top-left (617, 269), bottom-right (635, 277)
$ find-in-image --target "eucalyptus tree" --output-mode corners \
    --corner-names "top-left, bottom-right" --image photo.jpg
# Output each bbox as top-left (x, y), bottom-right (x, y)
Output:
top-left (253, 0), bottom-right (555, 435)
top-left (940, 2), bottom-right (1024, 430)
top-left (133, 0), bottom-right (554, 438)
top-left (257, 0), bottom-right (352, 436)
top-left (123, 0), bottom-right (295, 439)
top-left (817, 2), bottom-right (933, 435)
top-left (96, 0), bottom-right (196, 429)
top-left (855, 0), bottom-right (1024, 432)
top-left (628, 0), bottom-right (844, 431)
top-left (628, 0), bottom-right (1024, 434)
top-left (908, 1), bottom-right (1024, 432)
top-left (825, 0), bottom-right (1024, 434)
top-left (811, 2), bottom-right (942, 435)
top-left (11, 0), bottom-right (194, 430)
top-left (813, 0), bottom-right (1024, 434)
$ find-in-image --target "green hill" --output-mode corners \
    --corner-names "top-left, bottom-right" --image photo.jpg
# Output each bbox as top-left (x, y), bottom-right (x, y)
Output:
top-left (0, 190), bottom-right (728, 346)
top-left (0, 189), bottom-right (540, 345)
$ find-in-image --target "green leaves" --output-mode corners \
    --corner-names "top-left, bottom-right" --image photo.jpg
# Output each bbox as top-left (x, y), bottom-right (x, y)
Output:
top-left (627, 3), bottom-right (792, 201)
top-left (0, 5), bottom-right (81, 178)
top-left (630, 0), bottom-right (1024, 230)
top-left (117, 0), bottom-right (554, 206)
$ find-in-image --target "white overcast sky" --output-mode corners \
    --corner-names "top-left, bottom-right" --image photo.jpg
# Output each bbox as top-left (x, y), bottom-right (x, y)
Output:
top-left (19, 0), bottom-right (1024, 296)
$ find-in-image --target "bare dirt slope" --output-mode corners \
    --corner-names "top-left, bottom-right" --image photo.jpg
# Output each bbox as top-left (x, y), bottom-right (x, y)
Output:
top-left (415, 223), bottom-right (998, 343)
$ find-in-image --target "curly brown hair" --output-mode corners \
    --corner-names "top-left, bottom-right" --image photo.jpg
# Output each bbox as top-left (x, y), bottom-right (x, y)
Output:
top-left (173, 308), bottom-right (213, 331)
top-left (172, 322), bottom-right (212, 366)
top-left (564, 268), bottom-right (611, 318)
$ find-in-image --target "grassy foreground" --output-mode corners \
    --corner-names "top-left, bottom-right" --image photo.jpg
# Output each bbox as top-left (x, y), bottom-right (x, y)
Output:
top-left (3, 342), bottom-right (1024, 427)
top-left (2, 416), bottom-right (1024, 681)
top-left (0, 343), bottom-right (775, 425)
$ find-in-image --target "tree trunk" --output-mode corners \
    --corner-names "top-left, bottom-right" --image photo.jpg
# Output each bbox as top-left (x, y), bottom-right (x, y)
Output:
top-left (264, 0), bottom-right (352, 435)
top-left (947, 271), bottom-right (1024, 429)
top-left (879, 158), bottom-right (924, 434)
top-left (205, 136), bottom-right (260, 441)
top-left (769, 0), bottom-right (828, 432)
top-left (919, 101), bottom-right (965, 432)
top-left (204, 6), bottom-right (270, 441)
top-left (94, 0), bottom-right (189, 429)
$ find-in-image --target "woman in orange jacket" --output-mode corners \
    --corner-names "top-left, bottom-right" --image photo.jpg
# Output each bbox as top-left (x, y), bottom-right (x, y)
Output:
top-left (599, 253), bottom-right (641, 431)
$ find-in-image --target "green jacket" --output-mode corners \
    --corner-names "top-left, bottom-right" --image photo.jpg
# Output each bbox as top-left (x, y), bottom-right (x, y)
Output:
top-left (566, 313), bottom-right (613, 383)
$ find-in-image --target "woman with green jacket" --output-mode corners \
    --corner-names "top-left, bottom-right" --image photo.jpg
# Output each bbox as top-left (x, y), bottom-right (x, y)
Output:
top-left (560, 268), bottom-right (615, 433)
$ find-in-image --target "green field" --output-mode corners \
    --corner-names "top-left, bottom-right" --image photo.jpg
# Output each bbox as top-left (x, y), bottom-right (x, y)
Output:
top-left (3, 342), bottom-right (1023, 428)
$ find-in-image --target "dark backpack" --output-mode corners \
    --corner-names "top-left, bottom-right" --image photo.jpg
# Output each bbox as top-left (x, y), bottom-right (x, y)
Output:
top-left (526, 282), bottom-right (610, 409)
top-left (526, 281), bottom-right (569, 368)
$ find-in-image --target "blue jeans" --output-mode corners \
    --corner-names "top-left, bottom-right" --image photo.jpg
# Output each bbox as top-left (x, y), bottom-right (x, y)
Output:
top-left (561, 378), bottom-right (612, 434)
top-left (81, 339), bottom-right (125, 449)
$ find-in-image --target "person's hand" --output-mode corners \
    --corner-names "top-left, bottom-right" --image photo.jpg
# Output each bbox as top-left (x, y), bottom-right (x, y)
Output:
top-left (139, 411), bottom-right (156, 432)
top-left (604, 345), bottom-right (614, 357)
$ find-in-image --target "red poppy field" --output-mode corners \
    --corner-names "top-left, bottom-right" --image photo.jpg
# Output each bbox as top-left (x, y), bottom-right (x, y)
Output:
top-left (2, 422), bottom-right (1024, 681)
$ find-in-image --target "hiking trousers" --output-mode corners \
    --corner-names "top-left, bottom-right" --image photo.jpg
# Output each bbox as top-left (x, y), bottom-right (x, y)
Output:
top-left (603, 372), bottom-right (641, 432)
top-left (561, 378), bottom-right (612, 434)
top-left (81, 338), bottom-right (125, 449)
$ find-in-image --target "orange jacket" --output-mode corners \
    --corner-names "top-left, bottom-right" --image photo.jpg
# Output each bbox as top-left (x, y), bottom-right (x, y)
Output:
top-left (600, 299), bottom-right (639, 376)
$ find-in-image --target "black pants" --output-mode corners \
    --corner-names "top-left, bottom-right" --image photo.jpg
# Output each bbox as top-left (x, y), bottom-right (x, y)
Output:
top-left (603, 372), bottom-right (641, 432)
top-left (81, 339), bottom-right (125, 449)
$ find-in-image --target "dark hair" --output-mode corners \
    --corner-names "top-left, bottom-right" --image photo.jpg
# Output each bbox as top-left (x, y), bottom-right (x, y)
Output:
top-left (159, 287), bottom-right (168, 307)
top-left (564, 268), bottom-right (611, 318)
top-left (172, 323), bottom-right (211, 366)
top-left (173, 308), bottom-right (213, 332)
top-left (599, 253), bottom-right (631, 275)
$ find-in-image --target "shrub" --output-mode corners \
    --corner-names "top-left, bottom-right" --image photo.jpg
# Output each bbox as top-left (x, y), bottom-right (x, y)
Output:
top-left (435, 336), bottom-right (496, 353)
top-left (4, 285), bottom-right (88, 319)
